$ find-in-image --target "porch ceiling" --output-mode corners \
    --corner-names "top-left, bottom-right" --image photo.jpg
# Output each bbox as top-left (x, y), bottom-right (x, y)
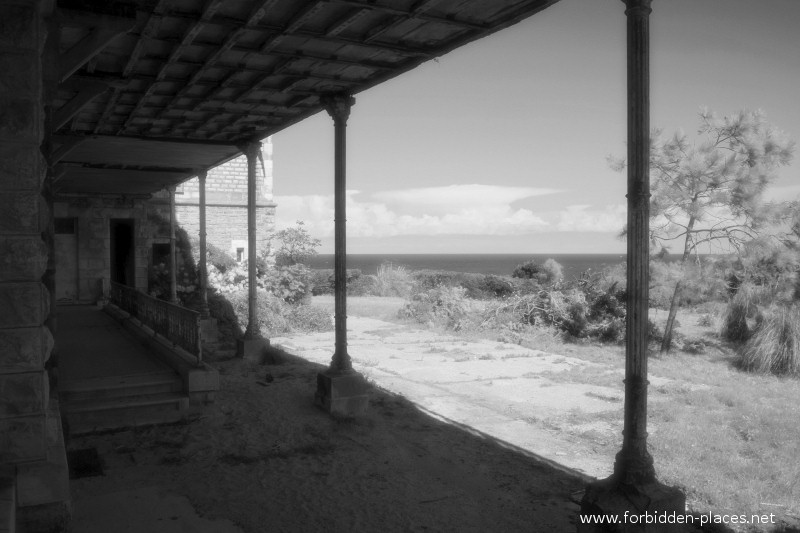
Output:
top-left (51, 0), bottom-right (559, 196)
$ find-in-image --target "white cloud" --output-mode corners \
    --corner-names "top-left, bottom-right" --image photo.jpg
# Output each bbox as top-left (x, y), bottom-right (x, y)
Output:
top-left (556, 204), bottom-right (627, 232)
top-left (275, 186), bottom-right (626, 239)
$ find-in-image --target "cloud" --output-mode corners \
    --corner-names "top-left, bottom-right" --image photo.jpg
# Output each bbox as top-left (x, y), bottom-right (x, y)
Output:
top-left (556, 204), bottom-right (627, 232)
top-left (275, 186), bottom-right (625, 238)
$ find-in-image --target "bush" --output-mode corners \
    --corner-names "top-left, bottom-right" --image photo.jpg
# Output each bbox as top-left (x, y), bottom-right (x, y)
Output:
top-left (410, 270), bottom-right (514, 300)
top-left (511, 259), bottom-right (564, 286)
top-left (739, 304), bottom-right (800, 377)
top-left (262, 264), bottom-right (314, 304)
top-left (374, 263), bottom-right (413, 297)
top-left (207, 243), bottom-right (237, 273)
top-left (309, 269), bottom-right (369, 296)
top-left (272, 221), bottom-right (320, 267)
top-left (399, 286), bottom-right (470, 331)
top-left (227, 289), bottom-right (332, 336)
top-left (721, 283), bottom-right (768, 342)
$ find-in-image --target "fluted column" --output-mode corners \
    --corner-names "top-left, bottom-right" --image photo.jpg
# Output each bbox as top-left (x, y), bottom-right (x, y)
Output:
top-left (579, 3), bottom-right (684, 529)
top-left (616, 0), bottom-right (655, 485)
top-left (168, 185), bottom-right (178, 304)
top-left (323, 93), bottom-right (355, 373)
top-left (198, 170), bottom-right (210, 318)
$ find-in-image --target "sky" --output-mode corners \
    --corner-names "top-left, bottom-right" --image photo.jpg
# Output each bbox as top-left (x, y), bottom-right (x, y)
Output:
top-left (270, 0), bottom-right (800, 255)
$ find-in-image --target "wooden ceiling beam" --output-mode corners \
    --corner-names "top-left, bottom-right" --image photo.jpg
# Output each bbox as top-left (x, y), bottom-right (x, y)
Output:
top-left (57, 9), bottom-right (136, 83)
top-left (155, 0), bottom-right (284, 120)
top-left (54, 80), bottom-right (110, 130)
top-left (332, 0), bottom-right (488, 32)
top-left (120, 0), bottom-right (226, 131)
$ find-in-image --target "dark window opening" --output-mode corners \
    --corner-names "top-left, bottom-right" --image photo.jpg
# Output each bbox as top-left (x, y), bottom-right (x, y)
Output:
top-left (55, 217), bottom-right (76, 234)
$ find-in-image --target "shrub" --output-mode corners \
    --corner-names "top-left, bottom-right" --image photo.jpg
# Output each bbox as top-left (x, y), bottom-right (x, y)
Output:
top-left (262, 264), bottom-right (314, 304)
top-left (227, 289), bottom-right (332, 336)
top-left (739, 304), bottom-right (800, 377)
top-left (374, 263), bottom-right (413, 297)
top-left (511, 259), bottom-right (564, 286)
top-left (399, 286), bottom-right (470, 331)
top-left (272, 221), bottom-right (320, 267)
top-left (721, 283), bottom-right (768, 342)
top-left (207, 243), bottom-right (237, 273)
top-left (309, 269), bottom-right (368, 296)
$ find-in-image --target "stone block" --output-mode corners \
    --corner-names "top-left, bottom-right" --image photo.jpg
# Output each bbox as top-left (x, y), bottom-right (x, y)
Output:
top-left (16, 403), bottom-right (69, 508)
top-left (200, 317), bottom-right (219, 343)
top-left (0, 282), bottom-right (48, 327)
top-left (0, 3), bottom-right (37, 50)
top-left (0, 97), bottom-right (36, 141)
top-left (579, 477), bottom-right (686, 533)
top-left (0, 143), bottom-right (43, 191)
top-left (0, 414), bottom-right (46, 463)
top-left (0, 327), bottom-right (51, 373)
top-left (0, 468), bottom-right (15, 533)
top-left (315, 370), bottom-right (370, 417)
top-left (0, 371), bottom-right (46, 417)
top-left (0, 236), bottom-right (47, 280)
top-left (0, 52), bottom-right (36, 95)
top-left (236, 337), bottom-right (269, 363)
top-left (185, 365), bottom-right (220, 393)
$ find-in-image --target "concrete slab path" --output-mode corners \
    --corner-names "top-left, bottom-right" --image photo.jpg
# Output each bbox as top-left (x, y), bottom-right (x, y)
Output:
top-left (272, 317), bottom-right (630, 480)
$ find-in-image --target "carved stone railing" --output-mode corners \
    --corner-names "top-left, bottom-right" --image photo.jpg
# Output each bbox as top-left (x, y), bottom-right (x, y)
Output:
top-left (109, 281), bottom-right (202, 366)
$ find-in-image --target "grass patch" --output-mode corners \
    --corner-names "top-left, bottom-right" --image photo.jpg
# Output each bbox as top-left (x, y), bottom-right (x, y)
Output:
top-left (311, 295), bottom-right (406, 321)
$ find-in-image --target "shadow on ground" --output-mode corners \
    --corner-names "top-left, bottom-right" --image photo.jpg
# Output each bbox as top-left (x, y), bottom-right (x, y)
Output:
top-left (66, 350), bottom-right (588, 533)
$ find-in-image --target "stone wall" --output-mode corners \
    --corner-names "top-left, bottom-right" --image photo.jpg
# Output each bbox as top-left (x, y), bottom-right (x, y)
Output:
top-left (53, 197), bottom-right (150, 302)
top-left (151, 139), bottom-right (277, 261)
top-left (0, 0), bottom-right (51, 468)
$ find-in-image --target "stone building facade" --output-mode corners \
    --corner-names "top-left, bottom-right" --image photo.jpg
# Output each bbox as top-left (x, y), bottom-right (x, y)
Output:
top-left (159, 138), bottom-right (276, 262)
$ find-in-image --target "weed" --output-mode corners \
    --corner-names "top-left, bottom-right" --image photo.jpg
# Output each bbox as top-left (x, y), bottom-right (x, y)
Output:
top-left (739, 304), bottom-right (800, 377)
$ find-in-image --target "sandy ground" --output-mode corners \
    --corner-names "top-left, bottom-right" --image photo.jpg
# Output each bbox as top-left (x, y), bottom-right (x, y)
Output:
top-left (67, 315), bottom-right (705, 532)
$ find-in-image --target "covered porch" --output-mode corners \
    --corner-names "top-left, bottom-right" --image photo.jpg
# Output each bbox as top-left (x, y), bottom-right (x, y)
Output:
top-left (0, 0), bottom-right (684, 531)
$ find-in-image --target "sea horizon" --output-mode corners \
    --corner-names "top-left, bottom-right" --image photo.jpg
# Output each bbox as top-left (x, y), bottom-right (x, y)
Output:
top-left (307, 253), bottom-right (633, 280)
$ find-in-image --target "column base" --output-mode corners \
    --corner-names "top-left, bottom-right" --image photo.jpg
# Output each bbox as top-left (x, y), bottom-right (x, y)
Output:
top-left (200, 317), bottom-right (218, 343)
top-left (236, 337), bottom-right (269, 363)
top-left (578, 476), bottom-right (685, 532)
top-left (315, 370), bottom-right (369, 417)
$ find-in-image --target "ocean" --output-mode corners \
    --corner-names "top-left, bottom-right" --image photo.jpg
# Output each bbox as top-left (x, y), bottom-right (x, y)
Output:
top-left (307, 253), bottom-right (629, 281)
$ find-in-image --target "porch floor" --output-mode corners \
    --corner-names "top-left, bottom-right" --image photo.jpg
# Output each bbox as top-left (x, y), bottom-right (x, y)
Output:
top-left (57, 305), bottom-right (173, 382)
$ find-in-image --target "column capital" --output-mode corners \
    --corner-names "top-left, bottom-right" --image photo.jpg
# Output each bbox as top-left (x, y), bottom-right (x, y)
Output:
top-left (237, 140), bottom-right (262, 158)
top-left (622, 0), bottom-right (652, 16)
top-left (322, 93), bottom-right (355, 124)
top-left (196, 169), bottom-right (208, 181)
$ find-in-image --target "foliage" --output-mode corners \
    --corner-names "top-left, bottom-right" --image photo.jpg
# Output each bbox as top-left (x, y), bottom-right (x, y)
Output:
top-left (207, 242), bottom-right (238, 273)
top-left (411, 270), bottom-right (515, 299)
top-left (612, 108), bottom-right (795, 354)
top-left (271, 221), bottom-right (321, 267)
top-left (721, 283), bottom-right (767, 342)
top-left (374, 263), bottom-right (413, 297)
top-left (309, 269), bottom-right (372, 296)
top-left (739, 304), bottom-right (800, 377)
top-left (261, 264), bottom-right (314, 304)
top-left (227, 289), bottom-right (332, 336)
top-left (399, 286), bottom-right (471, 331)
top-left (511, 258), bottom-right (563, 285)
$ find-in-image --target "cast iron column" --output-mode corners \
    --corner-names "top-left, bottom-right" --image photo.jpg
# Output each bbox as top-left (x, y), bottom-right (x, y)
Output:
top-left (198, 170), bottom-right (210, 318)
top-left (168, 185), bottom-right (178, 304)
top-left (241, 141), bottom-right (261, 339)
top-left (615, 0), bottom-right (655, 485)
top-left (323, 93), bottom-right (355, 372)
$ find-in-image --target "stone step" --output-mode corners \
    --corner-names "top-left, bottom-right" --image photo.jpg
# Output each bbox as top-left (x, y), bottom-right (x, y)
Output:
top-left (63, 393), bottom-right (190, 435)
top-left (60, 371), bottom-right (183, 403)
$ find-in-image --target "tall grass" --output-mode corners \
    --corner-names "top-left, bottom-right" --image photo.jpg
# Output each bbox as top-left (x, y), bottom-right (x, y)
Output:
top-left (374, 262), bottom-right (412, 297)
top-left (720, 283), bottom-right (770, 342)
top-left (739, 304), bottom-right (800, 377)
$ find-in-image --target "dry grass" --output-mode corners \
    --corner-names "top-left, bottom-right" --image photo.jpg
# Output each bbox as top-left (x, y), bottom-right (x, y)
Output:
top-left (311, 295), bottom-right (406, 322)
top-left (740, 304), bottom-right (800, 377)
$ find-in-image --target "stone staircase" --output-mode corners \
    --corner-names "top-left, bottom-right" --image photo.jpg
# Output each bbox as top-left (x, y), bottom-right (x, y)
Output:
top-left (60, 370), bottom-right (189, 434)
